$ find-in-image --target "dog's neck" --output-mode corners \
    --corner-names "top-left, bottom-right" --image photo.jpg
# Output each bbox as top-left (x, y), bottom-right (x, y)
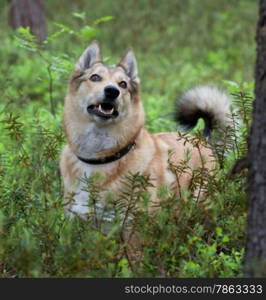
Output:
top-left (66, 121), bottom-right (142, 160)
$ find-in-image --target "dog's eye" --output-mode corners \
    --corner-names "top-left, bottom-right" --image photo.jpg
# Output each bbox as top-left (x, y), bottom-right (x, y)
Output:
top-left (119, 81), bottom-right (127, 89)
top-left (90, 74), bottom-right (102, 82)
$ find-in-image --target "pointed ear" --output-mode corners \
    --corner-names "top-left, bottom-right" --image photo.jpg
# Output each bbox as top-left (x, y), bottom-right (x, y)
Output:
top-left (118, 49), bottom-right (139, 83)
top-left (76, 41), bottom-right (102, 71)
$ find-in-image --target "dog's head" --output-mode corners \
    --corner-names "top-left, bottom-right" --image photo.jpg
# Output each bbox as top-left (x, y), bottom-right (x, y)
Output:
top-left (67, 41), bottom-right (141, 126)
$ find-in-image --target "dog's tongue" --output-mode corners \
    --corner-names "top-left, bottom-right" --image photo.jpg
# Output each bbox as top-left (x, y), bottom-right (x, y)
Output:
top-left (98, 104), bottom-right (114, 115)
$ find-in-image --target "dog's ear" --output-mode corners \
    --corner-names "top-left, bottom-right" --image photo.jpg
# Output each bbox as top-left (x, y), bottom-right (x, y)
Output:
top-left (76, 40), bottom-right (102, 71)
top-left (118, 49), bottom-right (139, 83)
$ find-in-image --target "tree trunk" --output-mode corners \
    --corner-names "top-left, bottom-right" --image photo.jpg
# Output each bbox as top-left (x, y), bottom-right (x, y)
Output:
top-left (9, 0), bottom-right (47, 42)
top-left (244, 0), bottom-right (266, 277)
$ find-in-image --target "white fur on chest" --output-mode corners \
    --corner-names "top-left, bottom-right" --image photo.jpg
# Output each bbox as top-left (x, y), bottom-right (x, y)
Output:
top-left (67, 161), bottom-right (115, 222)
top-left (65, 123), bottom-right (117, 219)
top-left (66, 163), bottom-right (95, 217)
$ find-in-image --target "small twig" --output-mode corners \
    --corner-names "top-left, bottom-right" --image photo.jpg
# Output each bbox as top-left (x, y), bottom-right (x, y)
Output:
top-left (47, 64), bottom-right (55, 116)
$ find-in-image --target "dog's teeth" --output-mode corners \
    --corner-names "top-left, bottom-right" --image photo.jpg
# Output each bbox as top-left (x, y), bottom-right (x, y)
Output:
top-left (98, 105), bottom-right (104, 113)
top-left (98, 104), bottom-right (114, 115)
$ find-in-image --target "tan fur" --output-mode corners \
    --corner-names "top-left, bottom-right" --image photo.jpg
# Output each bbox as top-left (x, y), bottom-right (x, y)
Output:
top-left (60, 41), bottom-right (216, 218)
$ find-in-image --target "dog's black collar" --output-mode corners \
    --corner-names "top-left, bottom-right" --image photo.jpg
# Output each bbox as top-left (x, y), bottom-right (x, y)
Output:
top-left (76, 141), bottom-right (136, 165)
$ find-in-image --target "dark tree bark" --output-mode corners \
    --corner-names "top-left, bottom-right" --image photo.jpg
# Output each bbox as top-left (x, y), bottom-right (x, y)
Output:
top-left (245, 0), bottom-right (266, 277)
top-left (9, 0), bottom-right (47, 42)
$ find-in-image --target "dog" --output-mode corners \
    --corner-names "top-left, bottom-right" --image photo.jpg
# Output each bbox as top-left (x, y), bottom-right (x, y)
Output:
top-left (60, 41), bottom-right (232, 219)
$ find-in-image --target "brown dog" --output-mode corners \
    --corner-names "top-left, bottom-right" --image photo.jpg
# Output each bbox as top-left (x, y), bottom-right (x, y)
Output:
top-left (60, 41), bottom-right (232, 219)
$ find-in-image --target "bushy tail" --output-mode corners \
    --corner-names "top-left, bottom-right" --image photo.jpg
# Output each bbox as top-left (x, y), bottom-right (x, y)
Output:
top-left (175, 86), bottom-right (232, 137)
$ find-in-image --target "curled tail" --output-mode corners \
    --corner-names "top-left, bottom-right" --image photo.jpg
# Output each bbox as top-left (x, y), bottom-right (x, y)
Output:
top-left (176, 86), bottom-right (232, 137)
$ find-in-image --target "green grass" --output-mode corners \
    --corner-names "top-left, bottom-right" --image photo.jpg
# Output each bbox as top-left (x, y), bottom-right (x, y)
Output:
top-left (0, 0), bottom-right (257, 277)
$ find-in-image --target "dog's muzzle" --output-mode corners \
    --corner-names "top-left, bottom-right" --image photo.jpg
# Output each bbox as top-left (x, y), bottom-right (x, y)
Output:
top-left (87, 85), bottom-right (120, 120)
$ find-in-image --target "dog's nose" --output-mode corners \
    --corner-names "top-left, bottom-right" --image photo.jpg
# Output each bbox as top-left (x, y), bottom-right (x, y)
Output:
top-left (104, 85), bottom-right (120, 100)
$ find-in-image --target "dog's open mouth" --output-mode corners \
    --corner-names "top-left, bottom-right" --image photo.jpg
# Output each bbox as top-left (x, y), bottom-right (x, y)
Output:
top-left (87, 103), bottom-right (118, 119)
